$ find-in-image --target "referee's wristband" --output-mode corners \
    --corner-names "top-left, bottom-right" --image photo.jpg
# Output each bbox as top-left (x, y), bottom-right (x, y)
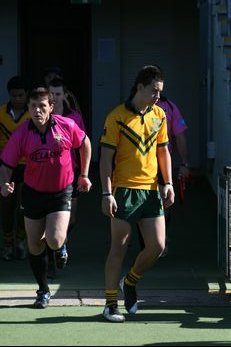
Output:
top-left (102, 192), bottom-right (112, 196)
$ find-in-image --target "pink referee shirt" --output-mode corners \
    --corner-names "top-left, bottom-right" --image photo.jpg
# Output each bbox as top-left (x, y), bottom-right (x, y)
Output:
top-left (0, 114), bottom-right (85, 192)
top-left (65, 110), bottom-right (86, 132)
top-left (157, 98), bottom-right (187, 154)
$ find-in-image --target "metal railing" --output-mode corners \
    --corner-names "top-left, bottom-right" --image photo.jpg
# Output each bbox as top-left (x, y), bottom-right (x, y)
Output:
top-left (217, 166), bottom-right (231, 279)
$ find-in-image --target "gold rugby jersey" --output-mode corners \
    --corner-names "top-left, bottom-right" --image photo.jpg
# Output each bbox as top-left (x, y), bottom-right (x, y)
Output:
top-left (100, 102), bottom-right (169, 190)
top-left (0, 103), bottom-right (30, 163)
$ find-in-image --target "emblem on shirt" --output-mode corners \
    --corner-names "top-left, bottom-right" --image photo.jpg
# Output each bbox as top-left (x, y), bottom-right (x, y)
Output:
top-left (152, 118), bottom-right (161, 131)
top-left (54, 133), bottom-right (62, 142)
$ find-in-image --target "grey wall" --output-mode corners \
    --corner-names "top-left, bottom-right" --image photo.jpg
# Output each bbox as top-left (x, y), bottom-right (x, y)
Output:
top-left (91, 0), bottom-right (121, 160)
top-left (91, 0), bottom-right (200, 167)
top-left (120, 0), bottom-right (200, 168)
top-left (211, 15), bottom-right (231, 190)
top-left (0, 0), bottom-right (19, 104)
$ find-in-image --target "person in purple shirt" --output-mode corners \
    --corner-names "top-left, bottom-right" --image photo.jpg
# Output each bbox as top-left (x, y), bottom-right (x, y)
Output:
top-left (0, 87), bottom-right (92, 309)
top-left (43, 65), bottom-right (81, 113)
top-left (157, 95), bottom-right (190, 178)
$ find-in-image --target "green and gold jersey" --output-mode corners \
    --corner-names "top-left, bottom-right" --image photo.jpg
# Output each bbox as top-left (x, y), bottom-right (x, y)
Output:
top-left (100, 102), bottom-right (169, 190)
top-left (0, 103), bottom-right (30, 163)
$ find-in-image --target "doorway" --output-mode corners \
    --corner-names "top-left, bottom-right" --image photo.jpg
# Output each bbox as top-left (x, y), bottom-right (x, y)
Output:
top-left (19, 0), bottom-right (91, 134)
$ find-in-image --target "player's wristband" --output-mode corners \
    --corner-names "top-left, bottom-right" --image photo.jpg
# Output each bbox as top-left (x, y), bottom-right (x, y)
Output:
top-left (164, 182), bottom-right (173, 186)
top-left (102, 192), bottom-right (112, 196)
top-left (80, 174), bottom-right (88, 178)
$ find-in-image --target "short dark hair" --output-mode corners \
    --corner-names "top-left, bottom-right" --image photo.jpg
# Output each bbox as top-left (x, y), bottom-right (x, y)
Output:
top-left (27, 87), bottom-right (54, 105)
top-left (129, 65), bottom-right (164, 99)
top-left (44, 66), bottom-right (64, 78)
top-left (7, 75), bottom-right (29, 93)
top-left (134, 65), bottom-right (164, 87)
top-left (48, 77), bottom-right (67, 92)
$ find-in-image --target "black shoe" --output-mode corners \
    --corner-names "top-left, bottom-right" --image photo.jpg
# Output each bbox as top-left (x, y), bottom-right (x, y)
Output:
top-left (34, 290), bottom-right (51, 309)
top-left (120, 277), bottom-right (138, 314)
top-left (103, 305), bottom-right (125, 322)
top-left (55, 244), bottom-right (68, 270)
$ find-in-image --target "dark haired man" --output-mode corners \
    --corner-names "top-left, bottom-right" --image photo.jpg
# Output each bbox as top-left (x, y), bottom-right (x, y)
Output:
top-left (0, 87), bottom-right (92, 309)
top-left (100, 65), bottom-right (175, 322)
top-left (44, 66), bottom-right (81, 112)
top-left (0, 75), bottom-right (29, 261)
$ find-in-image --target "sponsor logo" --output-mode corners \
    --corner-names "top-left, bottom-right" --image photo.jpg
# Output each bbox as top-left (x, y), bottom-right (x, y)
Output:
top-left (29, 148), bottom-right (62, 162)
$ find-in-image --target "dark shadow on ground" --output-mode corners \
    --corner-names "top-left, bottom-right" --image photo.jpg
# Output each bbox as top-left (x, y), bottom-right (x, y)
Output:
top-left (0, 306), bottom-right (231, 330)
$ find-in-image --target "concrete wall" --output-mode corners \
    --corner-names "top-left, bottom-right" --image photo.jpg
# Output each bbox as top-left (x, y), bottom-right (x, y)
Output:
top-left (211, 16), bottom-right (231, 191)
top-left (91, 0), bottom-right (200, 166)
top-left (91, 0), bottom-right (121, 160)
top-left (0, 0), bottom-right (19, 104)
top-left (120, 0), bottom-right (200, 169)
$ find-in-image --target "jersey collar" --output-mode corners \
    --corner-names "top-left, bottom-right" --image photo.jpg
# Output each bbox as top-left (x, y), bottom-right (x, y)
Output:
top-left (28, 115), bottom-right (56, 132)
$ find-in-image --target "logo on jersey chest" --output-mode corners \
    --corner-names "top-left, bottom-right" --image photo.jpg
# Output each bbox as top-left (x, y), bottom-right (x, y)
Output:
top-left (29, 148), bottom-right (62, 162)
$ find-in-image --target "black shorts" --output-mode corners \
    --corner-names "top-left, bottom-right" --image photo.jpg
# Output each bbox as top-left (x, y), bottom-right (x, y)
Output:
top-left (21, 184), bottom-right (73, 219)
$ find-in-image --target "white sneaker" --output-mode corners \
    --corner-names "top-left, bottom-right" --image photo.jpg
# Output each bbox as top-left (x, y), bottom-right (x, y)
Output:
top-left (103, 305), bottom-right (125, 323)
